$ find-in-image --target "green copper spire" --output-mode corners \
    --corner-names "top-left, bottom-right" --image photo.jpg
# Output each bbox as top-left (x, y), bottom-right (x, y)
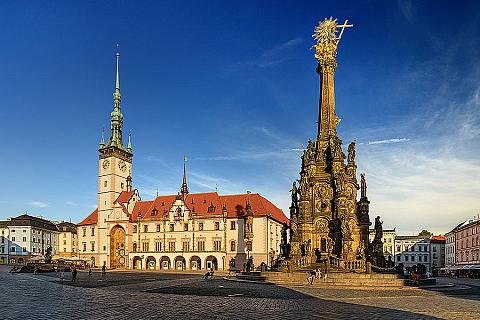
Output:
top-left (127, 130), bottom-right (132, 152)
top-left (99, 127), bottom-right (105, 147)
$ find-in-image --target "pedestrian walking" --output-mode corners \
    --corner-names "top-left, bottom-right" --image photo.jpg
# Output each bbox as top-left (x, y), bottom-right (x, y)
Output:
top-left (60, 268), bottom-right (65, 281)
top-left (88, 267), bottom-right (92, 276)
top-left (101, 264), bottom-right (106, 278)
top-left (307, 270), bottom-right (316, 285)
top-left (72, 267), bottom-right (78, 282)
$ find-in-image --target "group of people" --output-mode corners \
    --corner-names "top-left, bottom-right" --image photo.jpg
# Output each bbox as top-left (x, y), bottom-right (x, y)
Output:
top-left (307, 268), bottom-right (327, 285)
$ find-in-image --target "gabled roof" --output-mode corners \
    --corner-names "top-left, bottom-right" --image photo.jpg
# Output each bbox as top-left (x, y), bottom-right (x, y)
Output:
top-left (221, 193), bottom-right (289, 224)
top-left (115, 190), bottom-right (135, 204)
top-left (431, 235), bottom-right (445, 242)
top-left (9, 214), bottom-right (59, 232)
top-left (77, 209), bottom-right (98, 226)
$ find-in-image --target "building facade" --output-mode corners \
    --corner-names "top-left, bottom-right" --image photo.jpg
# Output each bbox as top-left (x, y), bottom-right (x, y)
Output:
top-left (57, 222), bottom-right (78, 258)
top-left (455, 217), bottom-right (480, 267)
top-left (394, 236), bottom-right (431, 272)
top-left (445, 229), bottom-right (456, 267)
top-left (77, 51), bottom-right (288, 270)
top-left (430, 235), bottom-right (445, 274)
top-left (0, 221), bottom-right (10, 264)
top-left (0, 215), bottom-right (59, 264)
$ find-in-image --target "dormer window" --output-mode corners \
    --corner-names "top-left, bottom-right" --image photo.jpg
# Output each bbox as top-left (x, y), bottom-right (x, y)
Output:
top-left (208, 204), bottom-right (215, 213)
top-left (161, 202), bottom-right (165, 206)
top-left (152, 208), bottom-right (158, 216)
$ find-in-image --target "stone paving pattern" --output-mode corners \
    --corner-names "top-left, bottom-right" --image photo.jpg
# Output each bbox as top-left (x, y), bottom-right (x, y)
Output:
top-left (1, 266), bottom-right (479, 320)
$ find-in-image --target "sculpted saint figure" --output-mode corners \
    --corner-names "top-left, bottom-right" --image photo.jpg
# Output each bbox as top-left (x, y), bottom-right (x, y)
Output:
top-left (360, 173), bottom-right (367, 198)
top-left (374, 216), bottom-right (383, 242)
top-left (347, 141), bottom-right (356, 163)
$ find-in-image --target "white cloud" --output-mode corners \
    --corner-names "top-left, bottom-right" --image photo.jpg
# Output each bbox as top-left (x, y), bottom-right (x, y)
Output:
top-left (29, 201), bottom-right (49, 208)
top-left (65, 201), bottom-right (78, 206)
top-left (367, 138), bottom-right (410, 145)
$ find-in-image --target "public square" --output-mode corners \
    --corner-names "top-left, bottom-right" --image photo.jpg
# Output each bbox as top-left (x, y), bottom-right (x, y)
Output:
top-left (1, 266), bottom-right (479, 320)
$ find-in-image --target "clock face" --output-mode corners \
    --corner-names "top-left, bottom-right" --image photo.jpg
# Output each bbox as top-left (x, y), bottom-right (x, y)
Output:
top-left (118, 160), bottom-right (127, 172)
top-left (102, 159), bottom-right (110, 170)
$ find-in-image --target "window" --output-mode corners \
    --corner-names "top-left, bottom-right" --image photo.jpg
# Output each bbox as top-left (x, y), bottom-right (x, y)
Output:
top-left (433, 247), bottom-right (437, 252)
top-left (11, 246), bottom-right (16, 252)
top-left (91, 227), bottom-right (95, 236)
top-left (63, 240), bottom-right (66, 245)
top-left (22, 247), bottom-right (26, 252)
top-left (197, 241), bottom-right (205, 252)
top-left (405, 255), bottom-right (409, 262)
top-left (63, 233), bottom-right (66, 238)
top-left (121, 182), bottom-right (124, 189)
top-left (142, 241), bottom-right (149, 252)
top-left (208, 205), bottom-right (215, 213)
top-left (183, 241), bottom-right (190, 252)
top-left (168, 241), bottom-right (176, 252)
top-left (230, 221), bottom-right (236, 230)
top-left (82, 228), bottom-right (86, 237)
top-left (33, 247), bottom-right (36, 253)
top-left (22, 237), bottom-right (26, 242)
top-left (230, 241), bottom-right (236, 251)
top-left (133, 225), bottom-right (137, 233)
top-left (184, 223), bottom-right (188, 231)
top-left (170, 224), bottom-right (174, 232)
top-left (198, 223), bottom-right (204, 231)
top-left (155, 241), bottom-right (162, 252)
top-left (214, 222), bottom-right (220, 231)
top-left (156, 224), bottom-right (161, 232)
top-left (12, 237), bottom-right (15, 242)
top-left (91, 242), bottom-right (95, 251)
top-left (144, 225), bottom-right (148, 233)
top-left (82, 242), bottom-right (87, 252)
top-left (133, 242), bottom-right (137, 252)
top-left (396, 255), bottom-right (400, 262)
top-left (213, 240), bottom-right (222, 251)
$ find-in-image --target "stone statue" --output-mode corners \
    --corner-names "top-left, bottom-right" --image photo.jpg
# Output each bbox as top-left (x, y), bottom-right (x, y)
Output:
top-left (374, 216), bottom-right (383, 242)
top-left (360, 173), bottom-right (367, 198)
top-left (290, 181), bottom-right (299, 211)
top-left (300, 243), bottom-right (306, 256)
top-left (347, 141), bottom-right (356, 163)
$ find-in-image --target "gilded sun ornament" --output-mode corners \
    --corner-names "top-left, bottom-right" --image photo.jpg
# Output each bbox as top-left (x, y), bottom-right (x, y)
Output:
top-left (313, 17), bottom-right (338, 44)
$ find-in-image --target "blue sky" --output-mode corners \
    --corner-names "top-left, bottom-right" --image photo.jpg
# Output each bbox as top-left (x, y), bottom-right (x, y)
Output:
top-left (0, 1), bottom-right (479, 235)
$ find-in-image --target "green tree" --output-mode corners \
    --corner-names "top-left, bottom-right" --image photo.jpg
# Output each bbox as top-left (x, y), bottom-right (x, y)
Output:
top-left (418, 230), bottom-right (433, 237)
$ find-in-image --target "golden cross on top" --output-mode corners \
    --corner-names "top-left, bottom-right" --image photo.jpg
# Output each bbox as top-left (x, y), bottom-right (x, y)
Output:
top-left (337, 19), bottom-right (353, 40)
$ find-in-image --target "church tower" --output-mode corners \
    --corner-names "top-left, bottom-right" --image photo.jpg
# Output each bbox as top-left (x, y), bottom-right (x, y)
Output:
top-left (98, 50), bottom-right (133, 223)
top-left (290, 18), bottom-right (370, 269)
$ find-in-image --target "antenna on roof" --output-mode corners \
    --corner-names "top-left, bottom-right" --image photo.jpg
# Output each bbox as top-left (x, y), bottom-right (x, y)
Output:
top-left (156, 188), bottom-right (159, 197)
top-left (215, 183), bottom-right (218, 193)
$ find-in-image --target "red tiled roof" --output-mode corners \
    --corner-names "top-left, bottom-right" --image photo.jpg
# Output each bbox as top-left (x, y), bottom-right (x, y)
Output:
top-left (115, 191), bottom-right (135, 204)
top-left (431, 235), bottom-right (446, 241)
top-left (220, 193), bottom-right (289, 224)
top-left (77, 209), bottom-right (98, 226)
top-left (80, 192), bottom-right (288, 225)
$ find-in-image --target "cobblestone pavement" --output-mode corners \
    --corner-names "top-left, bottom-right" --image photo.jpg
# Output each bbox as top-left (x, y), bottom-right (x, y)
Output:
top-left (1, 266), bottom-right (478, 320)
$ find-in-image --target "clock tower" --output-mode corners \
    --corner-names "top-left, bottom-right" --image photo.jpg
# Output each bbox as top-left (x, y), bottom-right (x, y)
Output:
top-left (98, 50), bottom-right (133, 224)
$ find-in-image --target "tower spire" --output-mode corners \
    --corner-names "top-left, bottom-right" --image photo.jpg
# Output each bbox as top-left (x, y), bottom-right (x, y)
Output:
top-left (181, 156), bottom-right (189, 195)
top-left (127, 130), bottom-right (132, 152)
top-left (115, 44), bottom-right (120, 91)
top-left (99, 127), bottom-right (105, 147)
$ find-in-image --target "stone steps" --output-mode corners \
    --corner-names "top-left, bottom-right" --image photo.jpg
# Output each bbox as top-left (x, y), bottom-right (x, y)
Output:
top-left (264, 271), bottom-right (406, 287)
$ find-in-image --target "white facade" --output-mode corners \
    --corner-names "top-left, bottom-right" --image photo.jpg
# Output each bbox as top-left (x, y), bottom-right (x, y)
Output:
top-left (0, 222), bottom-right (10, 264)
top-left (394, 236), bottom-right (431, 272)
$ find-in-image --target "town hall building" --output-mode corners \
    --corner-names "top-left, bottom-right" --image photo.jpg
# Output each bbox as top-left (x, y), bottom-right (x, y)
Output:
top-left (77, 51), bottom-right (288, 271)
